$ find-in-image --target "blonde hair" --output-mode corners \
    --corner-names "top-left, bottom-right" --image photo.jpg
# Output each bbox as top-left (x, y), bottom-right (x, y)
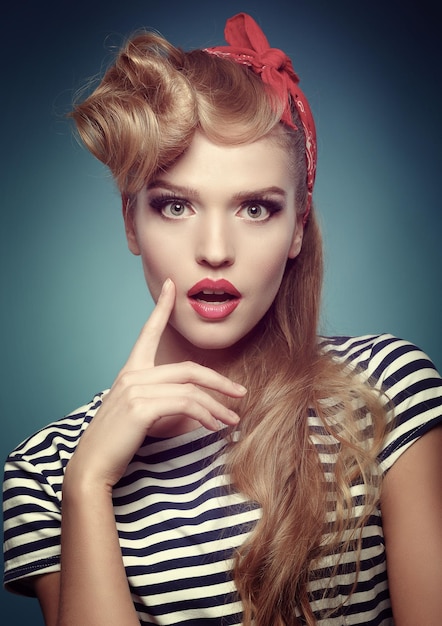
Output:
top-left (71, 30), bottom-right (388, 626)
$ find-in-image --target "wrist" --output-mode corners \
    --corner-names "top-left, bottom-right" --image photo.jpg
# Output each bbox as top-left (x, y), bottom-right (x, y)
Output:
top-left (63, 460), bottom-right (114, 502)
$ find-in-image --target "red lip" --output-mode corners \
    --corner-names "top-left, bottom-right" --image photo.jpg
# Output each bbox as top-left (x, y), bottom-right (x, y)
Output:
top-left (187, 278), bottom-right (241, 298)
top-left (187, 278), bottom-right (241, 320)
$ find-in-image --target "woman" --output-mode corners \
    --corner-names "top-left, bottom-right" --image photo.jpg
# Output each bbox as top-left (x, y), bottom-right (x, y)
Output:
top-left (3, 13), bottom-right (441, 626)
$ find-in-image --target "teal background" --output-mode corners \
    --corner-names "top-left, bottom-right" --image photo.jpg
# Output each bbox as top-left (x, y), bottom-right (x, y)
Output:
top-left (1, 0), bottom-right (440, 622)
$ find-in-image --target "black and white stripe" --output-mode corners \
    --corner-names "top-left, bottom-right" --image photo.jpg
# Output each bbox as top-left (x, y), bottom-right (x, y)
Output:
top-left (3, 334), bottom-right (441, 624)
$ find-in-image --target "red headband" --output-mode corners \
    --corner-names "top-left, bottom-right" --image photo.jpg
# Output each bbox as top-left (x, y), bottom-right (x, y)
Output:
top-left (204, 13), bottom-right (317, 219)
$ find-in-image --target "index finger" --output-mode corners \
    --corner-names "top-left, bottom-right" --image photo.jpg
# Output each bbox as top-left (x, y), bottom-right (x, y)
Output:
top-left (124, 278), bottom-right (175, 371)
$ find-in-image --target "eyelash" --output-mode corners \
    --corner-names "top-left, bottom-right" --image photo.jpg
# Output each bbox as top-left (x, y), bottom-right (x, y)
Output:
top-left (149, 195), bottom-right (193, 219)
top-left (238, 199), bottom-right (283, 221)
top-left (148, 194), bottom-right (283, 221)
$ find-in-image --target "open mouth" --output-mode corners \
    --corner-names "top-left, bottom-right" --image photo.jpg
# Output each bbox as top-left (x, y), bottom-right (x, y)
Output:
top-left (190, 289), bottom-right (238, 304)
top-left (187, 280), bottom-right (241, 320)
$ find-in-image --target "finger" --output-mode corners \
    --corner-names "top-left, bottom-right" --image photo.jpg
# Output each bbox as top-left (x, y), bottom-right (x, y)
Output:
top-left (124, 388), bottom-right (240, 432)
top-left (114, 361), bottom-right (247, 398)
top-left (141, 382), bottom-right (241, 426)
top-left (124, 278), bottom-right (175, 370)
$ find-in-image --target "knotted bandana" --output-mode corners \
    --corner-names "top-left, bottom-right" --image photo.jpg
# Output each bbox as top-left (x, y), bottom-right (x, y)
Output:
top-left (204, 13), bottom-right (317, 218)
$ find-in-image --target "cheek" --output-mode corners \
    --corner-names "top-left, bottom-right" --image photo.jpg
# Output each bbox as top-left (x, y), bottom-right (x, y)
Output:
top-left (248, 255), bottom-right (289, 310)
top-left (255, 245), bottom-right (292, 285)
top-left (138, 244), bottom-right (171, 301)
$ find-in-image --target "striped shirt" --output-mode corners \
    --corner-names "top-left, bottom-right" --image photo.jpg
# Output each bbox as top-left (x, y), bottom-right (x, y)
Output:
top-left (3, 334), bottom-right (442, 624)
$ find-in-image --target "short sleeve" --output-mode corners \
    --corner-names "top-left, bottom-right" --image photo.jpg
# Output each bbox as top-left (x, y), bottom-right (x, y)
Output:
top-left (3, 455), bottom-right (62, 595)
top-left (366, 335), bottom-right (442, 473)
top-left (2, 393), bottom-right (104, 595)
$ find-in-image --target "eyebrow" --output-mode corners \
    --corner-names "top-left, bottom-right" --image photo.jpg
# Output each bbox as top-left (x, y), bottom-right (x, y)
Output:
top-left (147, 180), bottom-right (201, 198)
top-left (147, 180), bottom-right (288, 202)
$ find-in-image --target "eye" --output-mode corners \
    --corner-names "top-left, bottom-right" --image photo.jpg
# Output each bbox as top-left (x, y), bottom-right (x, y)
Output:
top-left (246, 204), bottom-right (266, 219)
top-left (149, 195), bottom-right (194, 219)
top-left (237, 199), bottom-right (283, 221)
top-left (165, 200), bottom-right (188, 218)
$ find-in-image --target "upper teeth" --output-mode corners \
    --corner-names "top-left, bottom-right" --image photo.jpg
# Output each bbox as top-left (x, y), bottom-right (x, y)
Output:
top-left (202, 289), bottom-right (226, 295)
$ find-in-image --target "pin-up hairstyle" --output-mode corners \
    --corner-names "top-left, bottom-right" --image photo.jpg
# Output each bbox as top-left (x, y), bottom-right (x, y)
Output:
top-left (70, 15), bottom-right (387, 626)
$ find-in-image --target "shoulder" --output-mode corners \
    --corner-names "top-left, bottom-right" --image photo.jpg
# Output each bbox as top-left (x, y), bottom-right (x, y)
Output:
top-left (320, 334), bottom-right (442, 471)
top-left (5, 391), bottom-right (107, 474)
top-left (320, 333), bottom-right (441, 389)
top-left (3, 391), bottom-right (107, 595)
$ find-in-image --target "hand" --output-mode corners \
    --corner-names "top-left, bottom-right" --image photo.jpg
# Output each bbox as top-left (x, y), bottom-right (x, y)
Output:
top-left (64, 279), bottom-right (246, 491)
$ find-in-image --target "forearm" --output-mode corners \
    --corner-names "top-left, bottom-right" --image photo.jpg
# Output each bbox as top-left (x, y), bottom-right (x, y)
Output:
top-left (58, 479), bottom-right (139, 626)
top-left (382, 427), bottom-right (442, 625)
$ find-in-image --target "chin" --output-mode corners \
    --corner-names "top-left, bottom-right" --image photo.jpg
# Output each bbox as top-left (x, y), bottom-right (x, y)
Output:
top-left (186, 334), bottom-right (242, 352)
top-left (169, 321), bottom-right (249, 355)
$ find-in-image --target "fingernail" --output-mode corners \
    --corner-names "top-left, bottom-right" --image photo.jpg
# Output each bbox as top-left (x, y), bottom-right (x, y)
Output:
top-left (162, 278), bottom-right (172, 293)
top-left (233, 383), bottom-right (247, 393)
top-left (229, 410), bottom-right (240, 423)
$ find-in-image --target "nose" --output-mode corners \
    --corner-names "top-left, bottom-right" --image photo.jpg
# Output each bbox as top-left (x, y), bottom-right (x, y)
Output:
top-left (195, 213), bottom-right (235, 268)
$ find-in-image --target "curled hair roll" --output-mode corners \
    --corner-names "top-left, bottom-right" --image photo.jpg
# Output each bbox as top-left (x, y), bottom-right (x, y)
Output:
top-left (71, 34), bottom-right (197, 193)
top-left (71, 32), bottom-right (283, 194)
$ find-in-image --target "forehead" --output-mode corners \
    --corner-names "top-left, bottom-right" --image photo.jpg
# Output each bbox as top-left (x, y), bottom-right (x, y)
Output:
top-left (157, 130), bottom-right (293, 190)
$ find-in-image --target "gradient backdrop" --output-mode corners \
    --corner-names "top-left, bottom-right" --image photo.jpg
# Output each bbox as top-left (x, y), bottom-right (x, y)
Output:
top-left (1, 0), bottom-right (440, 623)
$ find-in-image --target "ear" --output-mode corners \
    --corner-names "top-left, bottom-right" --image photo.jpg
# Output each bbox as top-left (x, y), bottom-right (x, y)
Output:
top-left (122, 194), bottom-right (141, 256)
top-left (288, 216), bottom-right (304, 259)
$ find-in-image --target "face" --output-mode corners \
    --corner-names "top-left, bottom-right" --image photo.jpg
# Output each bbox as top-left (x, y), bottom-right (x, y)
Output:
top-left (124, 131), bottom-right (303, 360)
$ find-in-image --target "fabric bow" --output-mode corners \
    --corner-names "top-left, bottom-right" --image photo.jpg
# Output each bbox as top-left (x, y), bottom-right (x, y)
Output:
top-left (204, 13), bottom-right (317, 217)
